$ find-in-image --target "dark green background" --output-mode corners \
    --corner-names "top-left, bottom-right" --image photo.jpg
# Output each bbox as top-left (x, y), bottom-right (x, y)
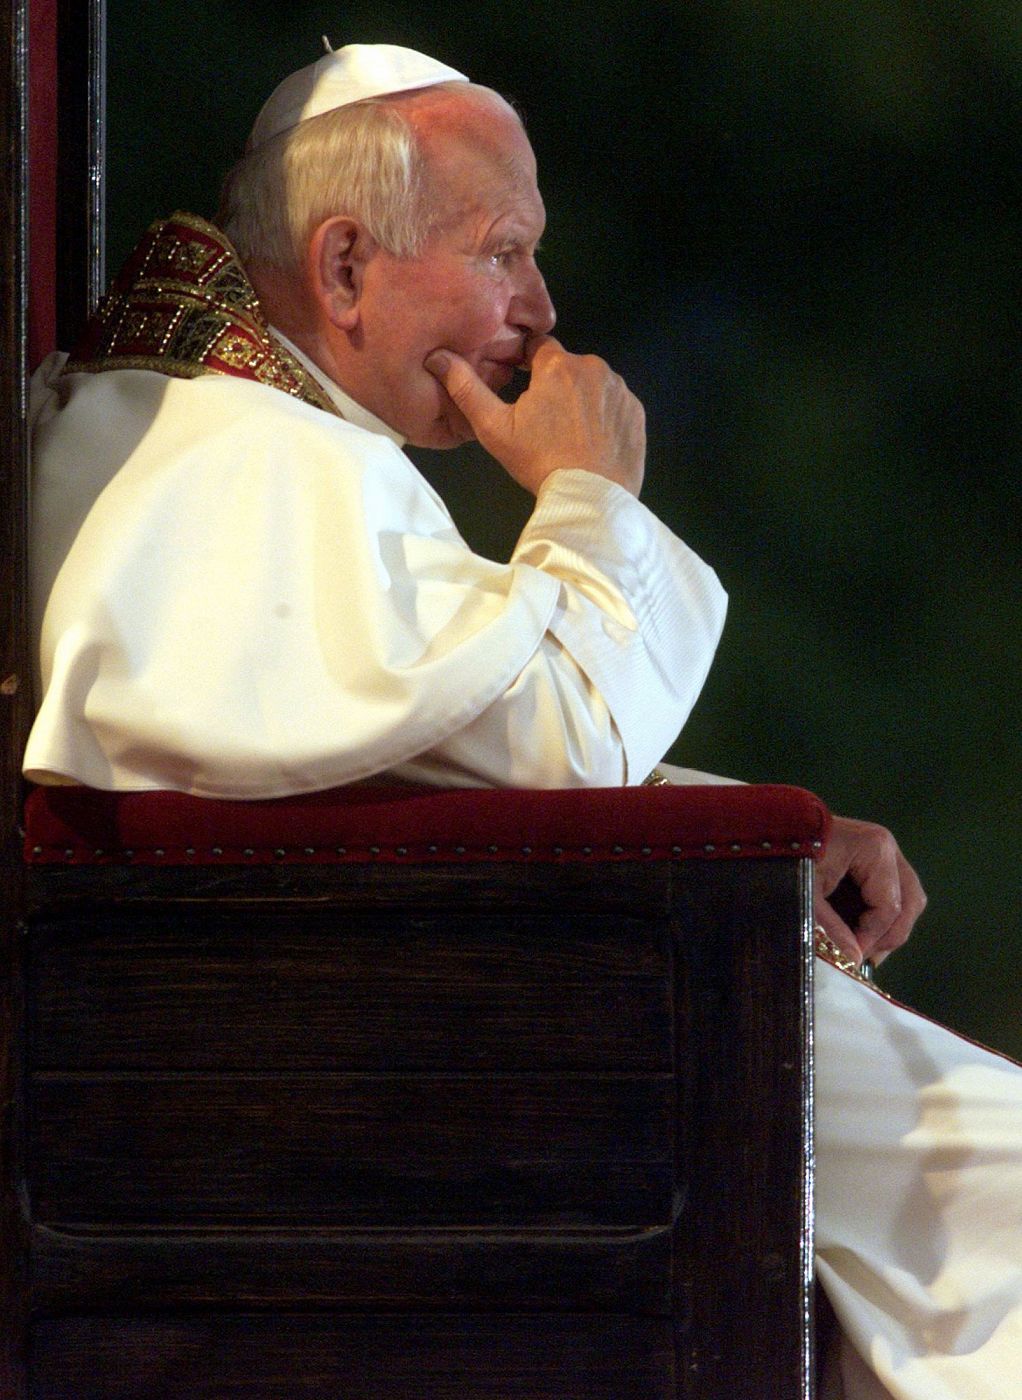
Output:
top-left (107, 1), bottom-right (1022, 1057)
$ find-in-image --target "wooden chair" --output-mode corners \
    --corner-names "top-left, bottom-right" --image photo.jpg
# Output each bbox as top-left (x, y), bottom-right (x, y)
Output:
top-left (1, 3), bottom-right (820, 1394)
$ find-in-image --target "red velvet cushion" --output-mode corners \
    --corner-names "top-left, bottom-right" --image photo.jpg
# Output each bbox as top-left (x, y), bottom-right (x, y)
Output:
top-left (23, 783), bottom-right (830, 866)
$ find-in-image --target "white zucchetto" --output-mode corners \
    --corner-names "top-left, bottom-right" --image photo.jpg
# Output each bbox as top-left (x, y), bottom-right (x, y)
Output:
top-left (248, 42), bottom-right (469, 149)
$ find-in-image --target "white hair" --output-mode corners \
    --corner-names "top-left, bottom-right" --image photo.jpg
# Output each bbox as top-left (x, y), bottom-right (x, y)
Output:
top-left (218, 82), bottom-right (489, 275)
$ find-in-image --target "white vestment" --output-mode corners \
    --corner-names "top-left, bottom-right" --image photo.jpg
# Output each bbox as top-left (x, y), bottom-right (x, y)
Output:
top-left (23, 351), bottom-right (726, 796)
top-left (24, 336), bottom-right (1022, 1400)
top-left (814, 959), bottom-right (1022, 1399)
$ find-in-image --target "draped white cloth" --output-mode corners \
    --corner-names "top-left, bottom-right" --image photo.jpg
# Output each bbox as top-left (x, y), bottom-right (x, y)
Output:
top-left (815, 958), bottom-right (1022, 1399)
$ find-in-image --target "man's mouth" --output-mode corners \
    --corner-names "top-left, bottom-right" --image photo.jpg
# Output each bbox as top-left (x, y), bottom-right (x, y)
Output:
top-left (484, 361), bottom-right (516, 391)
top-left (480, 348), bottom-right (526, 391)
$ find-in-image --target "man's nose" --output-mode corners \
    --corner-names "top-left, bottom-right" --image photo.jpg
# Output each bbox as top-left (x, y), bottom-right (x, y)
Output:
top-left (511, 265), bottom-right (556, 335)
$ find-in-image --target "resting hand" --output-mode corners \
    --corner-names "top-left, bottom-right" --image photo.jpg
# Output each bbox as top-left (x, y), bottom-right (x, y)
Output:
top-left (815, 816), bottom-right (927, 968)
top-left (424, 335), bottom-right (645, 497)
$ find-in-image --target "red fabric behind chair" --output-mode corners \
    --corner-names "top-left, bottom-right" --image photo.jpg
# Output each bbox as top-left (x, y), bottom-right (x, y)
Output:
top-left (28, 0), bottom-right (58, 369)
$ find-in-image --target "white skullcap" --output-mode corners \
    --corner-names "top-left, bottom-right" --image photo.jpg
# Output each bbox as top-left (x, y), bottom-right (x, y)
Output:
top-left (248, 41), bottom-right (469, 149)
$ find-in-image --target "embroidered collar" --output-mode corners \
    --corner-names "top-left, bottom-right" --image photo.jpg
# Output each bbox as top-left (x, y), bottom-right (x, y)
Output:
top-left (64, 211), bottom-right (339, 417)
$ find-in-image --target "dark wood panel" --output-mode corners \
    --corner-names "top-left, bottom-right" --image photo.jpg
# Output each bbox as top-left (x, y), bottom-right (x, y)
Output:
top-left (29, 1314), bottom-right (675, 1400)
top-left (24, 856), bottom-right (675, 914)
top-left (32, 1222), bottom-right (673, 1313)
top-left (29, 911), bottom-right (671, 1071)
top-left (671, 856), bottom-right (815, 1397)
top-left (29, 1072), bottom-right (674, 1227)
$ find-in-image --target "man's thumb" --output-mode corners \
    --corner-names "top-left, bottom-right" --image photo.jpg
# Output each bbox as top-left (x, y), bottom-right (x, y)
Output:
top-left (424, 349), bottom-right (455, 380)
top-left (424, 349), bottom-right (503, 432)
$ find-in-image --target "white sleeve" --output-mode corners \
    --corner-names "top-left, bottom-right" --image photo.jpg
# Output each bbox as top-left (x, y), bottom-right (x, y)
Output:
top-left (390, 469), bottom-right (728, 789)
top-left (654, 762), bottom-right (745, 786)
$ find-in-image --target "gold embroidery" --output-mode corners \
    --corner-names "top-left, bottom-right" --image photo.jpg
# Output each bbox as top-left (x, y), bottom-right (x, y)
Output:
top-left (216, 333), bottom-right (262, 368)
top-left (64, 212), bottom-right (339, 418)
top-left (164, 236), bottom-right (221, 276)
top-left (814, 926), bottom-right (878, 987)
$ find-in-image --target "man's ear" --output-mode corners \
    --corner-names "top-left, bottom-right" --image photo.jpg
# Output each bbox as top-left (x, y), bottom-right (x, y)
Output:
top-left (307, 216), bottom-right (378, 332)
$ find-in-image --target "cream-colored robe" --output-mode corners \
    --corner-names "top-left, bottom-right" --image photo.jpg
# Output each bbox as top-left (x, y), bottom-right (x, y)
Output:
top-left (23, 351), bottom-right (727, 796)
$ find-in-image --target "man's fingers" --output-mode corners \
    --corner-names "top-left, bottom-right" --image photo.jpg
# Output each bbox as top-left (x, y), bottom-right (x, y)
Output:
top-left (814, 899), bottom-right (865, 969)
top-left (522, 332), bottom-right (561, 369)
top-left (846, 829), bottom-right (903, 950)
top-left (818, 816), bottom-right (927, 964)
top-left (873, 851), bottom-right (927, 959)
top-left (424, 348), bottom-right (509, 440)
top-left (427, 337), bottom-right (645, 497)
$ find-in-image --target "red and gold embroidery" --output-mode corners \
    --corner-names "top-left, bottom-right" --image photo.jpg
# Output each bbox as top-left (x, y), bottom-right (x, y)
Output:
top-left (64, 212), bottom-right (338, 416)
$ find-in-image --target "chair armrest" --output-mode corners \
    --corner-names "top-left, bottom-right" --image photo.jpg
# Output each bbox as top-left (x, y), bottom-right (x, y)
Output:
top-left (23, 781), bottom-right (830, 867)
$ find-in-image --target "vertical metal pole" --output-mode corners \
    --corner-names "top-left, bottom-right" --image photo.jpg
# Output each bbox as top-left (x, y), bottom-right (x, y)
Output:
top-left (1, 0), bottom-right (31, 1390)
top-left (86, 0), bottom-right (106, 308)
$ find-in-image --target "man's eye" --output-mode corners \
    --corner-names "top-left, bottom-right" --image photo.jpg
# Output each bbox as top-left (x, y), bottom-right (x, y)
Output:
top-left (490, 249), bottom-right (515, 266)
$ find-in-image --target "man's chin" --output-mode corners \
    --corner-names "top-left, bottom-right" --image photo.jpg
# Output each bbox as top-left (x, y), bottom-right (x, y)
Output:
top-left (407, 415), bottom-right (476, 451)
top-left (435, 424), bottom-right (477, 450)
top-left (425, 402), bottom-right (477, 450)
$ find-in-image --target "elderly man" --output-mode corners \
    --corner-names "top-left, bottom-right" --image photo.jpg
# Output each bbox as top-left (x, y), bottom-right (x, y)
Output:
top-left (23, 41), bottom-right (1022, 1400)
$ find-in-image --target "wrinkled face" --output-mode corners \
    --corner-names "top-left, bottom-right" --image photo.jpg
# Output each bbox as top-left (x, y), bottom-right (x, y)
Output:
top-left (350, 92), bottom-right (556, 447)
